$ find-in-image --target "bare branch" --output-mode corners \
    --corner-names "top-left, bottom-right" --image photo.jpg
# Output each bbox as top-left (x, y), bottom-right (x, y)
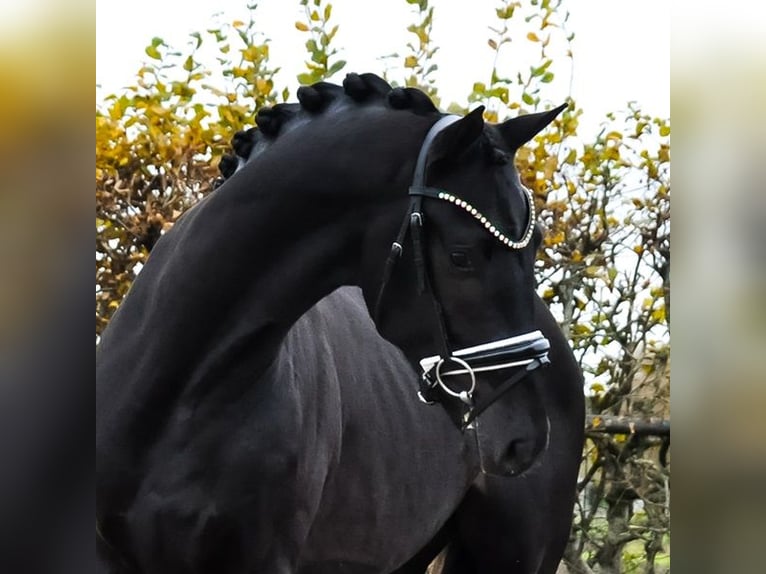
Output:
top-left (586, 414), bottom-right (669, 437)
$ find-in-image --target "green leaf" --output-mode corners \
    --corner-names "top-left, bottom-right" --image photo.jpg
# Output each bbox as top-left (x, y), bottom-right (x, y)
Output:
top-left (297, 72), bottom-right (315, 85)
top-left (522, 92), bottom-right (534, 106)
top-left (145, 45), bottom-right (161, 60)
top-left (328, 59), bottom-right (346, 76)
top-left (496, 5), bottom-right (515, 19)
top-left (183, 56), bottom-right (194, 72)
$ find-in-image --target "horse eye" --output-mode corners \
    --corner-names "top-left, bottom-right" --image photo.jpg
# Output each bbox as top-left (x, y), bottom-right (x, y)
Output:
top-left (450, 251), bottom-right (473, 269)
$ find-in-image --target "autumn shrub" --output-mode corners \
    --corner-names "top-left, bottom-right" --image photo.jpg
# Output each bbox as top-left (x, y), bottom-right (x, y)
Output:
top-left (96, 1), bottom-right (669, 571)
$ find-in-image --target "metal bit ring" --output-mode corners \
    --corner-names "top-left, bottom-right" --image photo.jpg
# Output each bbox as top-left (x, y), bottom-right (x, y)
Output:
top-left (435, 356), bottom-right (476, 399)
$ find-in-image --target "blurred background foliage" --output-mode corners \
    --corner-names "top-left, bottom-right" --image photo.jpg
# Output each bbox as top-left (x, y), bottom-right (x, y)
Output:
top-left (95, 1), bottom-right (669, 571)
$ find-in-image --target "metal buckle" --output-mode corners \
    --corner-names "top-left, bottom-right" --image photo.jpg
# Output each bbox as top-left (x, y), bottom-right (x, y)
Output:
top-left (418, 370), bottom-right (438, 404)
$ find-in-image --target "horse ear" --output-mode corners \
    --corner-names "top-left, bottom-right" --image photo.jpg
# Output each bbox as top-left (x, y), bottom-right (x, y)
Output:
top-left (428, 106), bottom-right (486, 165)
top-left (498, 103), bottom-right (568, 151)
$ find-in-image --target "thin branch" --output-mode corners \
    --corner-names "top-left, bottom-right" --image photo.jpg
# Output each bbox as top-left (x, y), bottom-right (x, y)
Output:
top-left (586, 414), bottom-right (669, 437)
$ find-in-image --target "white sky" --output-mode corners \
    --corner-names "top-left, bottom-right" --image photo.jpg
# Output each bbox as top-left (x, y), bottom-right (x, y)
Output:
top-left (96, 0), bottom-right (669, 138)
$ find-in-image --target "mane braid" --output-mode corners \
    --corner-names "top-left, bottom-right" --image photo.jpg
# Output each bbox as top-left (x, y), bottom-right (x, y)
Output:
top-left (217, 73), bottom-right (441, 183)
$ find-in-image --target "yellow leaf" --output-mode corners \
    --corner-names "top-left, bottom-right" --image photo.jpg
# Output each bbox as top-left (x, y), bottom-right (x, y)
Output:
top-left (591, 383), bottom-right (605, 395)
top-left (544, 230), bottom-right (565, 247)
top-left (572, 323), bottom-right (592, 336)
top-left (295, 21), bottom-right (309, 32)
top-left (527, 32), bottom-right (540, 42)
top-left (543, 155), bottom-right (557, 179)
top-left (255, 78), bottom-right (271, 94)
top-left (109, 101), bottom-right (122, 120)
top-left (603, 146), bottom-right (620, 161)
top-left (584, 266), bottom-right (600, 278)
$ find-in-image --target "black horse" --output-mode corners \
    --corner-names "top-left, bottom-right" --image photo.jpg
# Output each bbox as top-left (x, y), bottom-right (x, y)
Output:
top-left (96, 73), bottom-right (584, 573)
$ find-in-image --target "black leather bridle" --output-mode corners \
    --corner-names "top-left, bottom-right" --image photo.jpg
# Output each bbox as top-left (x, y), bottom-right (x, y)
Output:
top-left (373, 115), bottom-right (550, 430)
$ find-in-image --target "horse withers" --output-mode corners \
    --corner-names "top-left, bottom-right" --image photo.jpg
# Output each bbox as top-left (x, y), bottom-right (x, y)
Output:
top-left (96, 73), bottom-right (584, 573)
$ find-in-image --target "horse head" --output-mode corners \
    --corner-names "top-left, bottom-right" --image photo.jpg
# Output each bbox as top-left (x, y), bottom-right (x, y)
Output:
top-left (220, 73), bottom-right (567, 476)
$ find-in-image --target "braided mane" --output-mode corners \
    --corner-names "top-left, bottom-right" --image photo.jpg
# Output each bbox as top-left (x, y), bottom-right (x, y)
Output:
top-left (216, 71), bottom-right (512, 189)
top-left (217, 73), bottom-right (442, 185)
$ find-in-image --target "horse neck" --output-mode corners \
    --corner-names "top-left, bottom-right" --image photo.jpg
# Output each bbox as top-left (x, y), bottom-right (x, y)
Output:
top-left (96, 140), bottom-right (399, 528)
top-left (119, 173), bottom-right (374, 364)
top-left (96, 111), bottom-right (434, 460)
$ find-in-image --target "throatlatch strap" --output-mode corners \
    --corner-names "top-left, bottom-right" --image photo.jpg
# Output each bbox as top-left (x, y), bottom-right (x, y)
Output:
top-left (373, 203), bottom-right (414, 322)
top-left (409, 199), bottom-right (426, 294)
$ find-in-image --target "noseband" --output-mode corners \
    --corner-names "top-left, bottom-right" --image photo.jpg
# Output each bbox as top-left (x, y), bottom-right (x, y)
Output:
top-left (373, 115), bottom-right (550, 429)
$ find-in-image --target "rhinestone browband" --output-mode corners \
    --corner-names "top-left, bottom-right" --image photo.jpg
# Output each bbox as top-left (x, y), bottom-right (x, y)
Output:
top-left (410, 186), bottom-right (537, 250)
